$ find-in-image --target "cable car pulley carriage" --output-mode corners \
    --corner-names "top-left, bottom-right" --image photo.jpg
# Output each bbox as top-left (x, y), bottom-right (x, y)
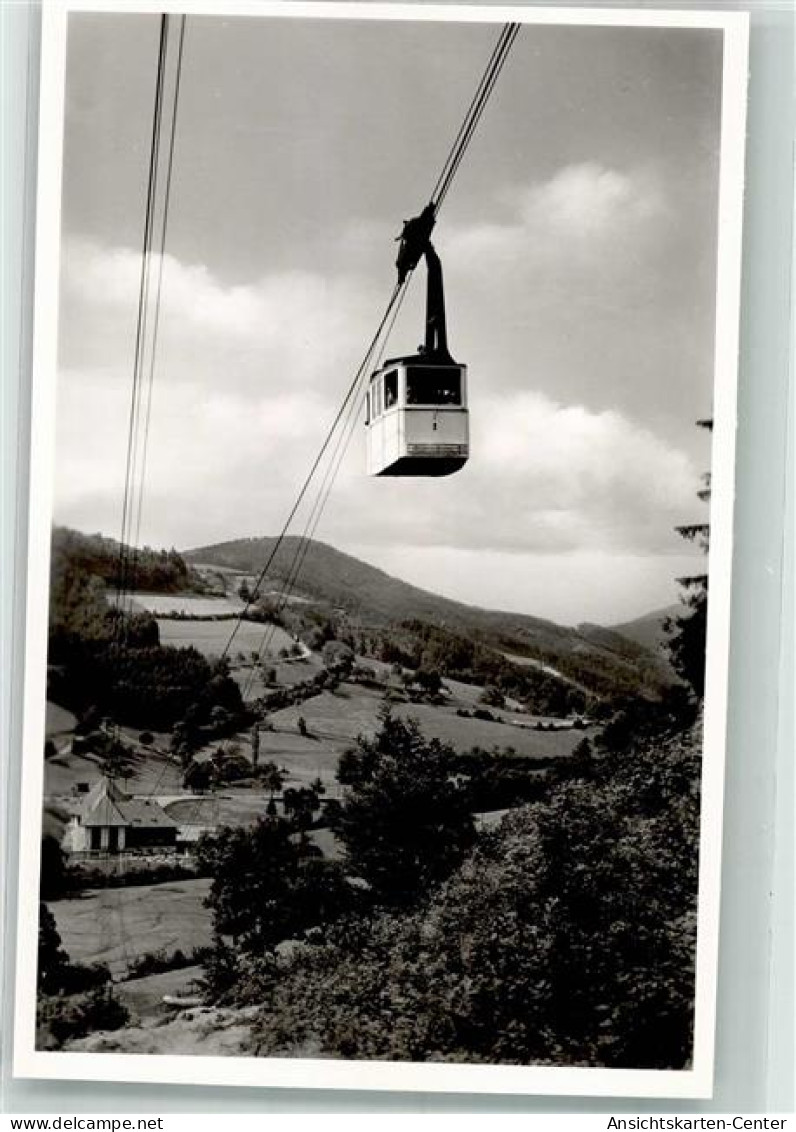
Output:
top-left (366, 203), bottom-right (469, 477)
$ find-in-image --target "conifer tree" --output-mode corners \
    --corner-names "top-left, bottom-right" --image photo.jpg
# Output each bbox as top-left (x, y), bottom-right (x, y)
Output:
top-left (666, 420), bottom-right (712, 697)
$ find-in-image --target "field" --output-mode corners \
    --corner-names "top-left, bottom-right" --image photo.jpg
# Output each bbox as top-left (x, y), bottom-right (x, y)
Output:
top-left (45, 744), bottom-right (183, 800)
top-left (114, 964), bottom-right (204, 1021)
top-left (132, 593), bottom-right (244, 616)
top-left (163, 793), bottom-right (272, 826)
top-left (45, 701), bottom-right (78, 737)
top-left (231, 655), bottom-right (321, 700)
top-left (49, 879), bottom-right (213, 978)
top-left (268, 682), bottom-right (589, 761)
top-left (157, 618), bottom-right (298, 661)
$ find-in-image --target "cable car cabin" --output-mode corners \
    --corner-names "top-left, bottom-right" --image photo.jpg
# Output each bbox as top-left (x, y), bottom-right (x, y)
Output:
top-left (366, 219), bottom-right (469, 477)
top-left (366, 357), bottom-right (468, 476)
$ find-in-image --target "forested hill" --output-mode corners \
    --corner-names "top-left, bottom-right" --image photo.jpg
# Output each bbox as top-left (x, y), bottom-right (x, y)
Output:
top-left (51, 526), bottom-right (205, 595)
top-left (610, 605), bottom-right (681, 656)
top-left (186, 536), bottom-right (675, 702)
top-left (188, 535), bottom-right (563, 633)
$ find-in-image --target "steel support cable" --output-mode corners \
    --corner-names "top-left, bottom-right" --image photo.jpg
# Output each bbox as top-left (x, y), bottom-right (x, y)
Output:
top-left (102, 17), bottom-right (185, 976)
top-left (241, 317), bottom-right (385, 697)
top-left (434, 23), bottom-right (520, 211)
top-left (244, 262), bottom-right (415, 691)
top-left (123, 16), bottom-right (186, 814)
top-left (102, 14), bottom-right (171, 978)
top-left (121, 30), bottom-right (169, 615)
top-left (237, 278), bottom-right (405, 678)
top-left (439, 23), bottom-right (519, 202)
top-left (247, 272), bottom-right (415, 689)
top-left (429, 22), bottom-right (516, 207)
top-left (240, 32), bottom-right (520, 675)
top-left (245, 281), bottom-right (410, 683)
top-left (131, 15), bottom-right (187, 564)
top-left (224, 23), bottom-right (520, 676)
top-left (219, 279), bottom-right (404, 663)
top-left (114, 15), bottom-right (170, 624)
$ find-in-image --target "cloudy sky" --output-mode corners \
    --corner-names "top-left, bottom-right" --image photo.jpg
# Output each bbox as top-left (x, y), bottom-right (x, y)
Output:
top-left (55, 10), bottom-right (722, 625)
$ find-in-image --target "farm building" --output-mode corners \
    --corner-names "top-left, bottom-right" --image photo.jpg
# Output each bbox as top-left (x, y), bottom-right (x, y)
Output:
top-left (63, 776), bottom-right (178, 854)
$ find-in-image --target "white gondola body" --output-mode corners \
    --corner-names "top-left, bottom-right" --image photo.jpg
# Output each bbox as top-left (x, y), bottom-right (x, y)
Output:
top-left (366, 360), bottom-right (469, 477)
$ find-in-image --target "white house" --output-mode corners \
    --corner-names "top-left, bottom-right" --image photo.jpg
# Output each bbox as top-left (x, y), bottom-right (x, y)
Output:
top-left (63, 776), bottom-right (178, 854)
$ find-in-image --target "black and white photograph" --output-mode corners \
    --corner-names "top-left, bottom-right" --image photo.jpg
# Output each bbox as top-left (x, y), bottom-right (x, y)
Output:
top-left (14, 1), bottom-right (748, 1097)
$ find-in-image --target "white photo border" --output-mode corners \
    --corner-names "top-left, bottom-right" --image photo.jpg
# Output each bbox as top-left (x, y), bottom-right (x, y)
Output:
top-left (12, 0), bottom-right (750, 1098)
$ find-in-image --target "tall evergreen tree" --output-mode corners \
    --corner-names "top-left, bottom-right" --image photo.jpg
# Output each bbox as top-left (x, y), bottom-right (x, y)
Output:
top-left (666, 420), bottom-right (712, 697)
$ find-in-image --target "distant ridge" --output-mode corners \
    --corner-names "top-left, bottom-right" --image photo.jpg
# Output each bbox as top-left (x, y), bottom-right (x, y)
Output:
top-left (611, 605), bottom-right (680, 656)
top-left (186, 535), bottom-right (675, 700)
top-left (186, 535), bottom-right (563, 634)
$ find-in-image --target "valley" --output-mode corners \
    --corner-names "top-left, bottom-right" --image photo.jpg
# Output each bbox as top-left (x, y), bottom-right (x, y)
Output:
top-left (39, 525), bottom-right (682, 1046)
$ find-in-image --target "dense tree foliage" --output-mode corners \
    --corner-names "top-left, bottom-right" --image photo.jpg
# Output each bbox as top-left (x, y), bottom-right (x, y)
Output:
top-left (38, 902), bottom-right (112, 998)
top-left (48, 530), bottom-right (245, 730)
top-left (51, 527), bottom-right (201, 595)
top-left (333, 712), bottom-right (475, 905)
top-left (39, 835), bottom-right (70, 901)
top-left (37, 985), bottom-right (130, 1049)
top-left (666, 583), bottom-right (707, 697)
top-left (665, 420), bottom-right (711, 698)
top-left (372, 620), bottom-right (588, 716)
top-left (49, 639), bottom-right (244, 731)
top-left (38, 903), bottom-right (69, 995)
top-left (197, 818), bottom-right (352, 956)
top-left (248, 719), bottom-right (700, 1069)
top-left (191, 536), bottom-right (673, 709)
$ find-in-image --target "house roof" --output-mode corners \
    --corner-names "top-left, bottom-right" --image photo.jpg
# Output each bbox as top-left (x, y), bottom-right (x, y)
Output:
top-left (80, 777), bottom-right (178, 830)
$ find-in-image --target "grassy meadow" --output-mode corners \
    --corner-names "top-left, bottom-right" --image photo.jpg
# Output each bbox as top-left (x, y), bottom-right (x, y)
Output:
top-left (49, 878), bottom-right (213, 978)
top-left (156, 618), bottom-right (297, 659)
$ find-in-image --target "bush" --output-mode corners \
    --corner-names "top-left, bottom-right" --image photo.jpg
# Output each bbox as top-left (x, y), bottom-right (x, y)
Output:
top-left (472, 707), bottom-right (496, 722)
top-left (125, 945), bottom-right (210, 980)
top-left (40, 836), bottom-right (70, 900)
top-left (53, 961), bottom-right (112, 996)
top-left (71, 860), bottom-right (202, 890)
top-left (199, 935), bottom-right (240, 1002)
top-left (332, 711), bottom-right (475, 905)
top-left (480, 685), bottom-right (506, 709)
top-left (252, 720), bottom-right (701, 1069)
top-left (197, 818), bottom-right (353, 956)
top-left (38, 903), bottom-right (69, 994)
top-left (40, 987), bottom-right (129, 1048)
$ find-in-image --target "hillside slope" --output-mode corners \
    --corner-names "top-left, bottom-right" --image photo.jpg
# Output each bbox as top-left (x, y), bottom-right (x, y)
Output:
top-left (611, 605), bottom-right (680, 656)
top-left (187, 536), bottom-right (673, 701)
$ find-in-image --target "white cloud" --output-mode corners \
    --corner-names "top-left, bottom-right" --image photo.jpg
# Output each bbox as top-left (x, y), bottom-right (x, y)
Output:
top-left (59, 236), bottom-right (377, 396)
top-left (517, 163), bottom-right (665, 237)
top-left (446, 162), bottom-right (666, 273)
top-left (325, 390), bottom-right (698, 558)
top-left (65, 239), bottom-right (339, 345)
top-left (53, 180), bottom-right (704, 623)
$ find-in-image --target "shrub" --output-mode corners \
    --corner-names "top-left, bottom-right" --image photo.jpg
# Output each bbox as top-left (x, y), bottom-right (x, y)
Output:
top-left (197, 818), bottom-right (353, 956)
top-left (54, 961), bottom-right (112, 996)
top-left (252, 720), bottom-right (701, 1069)
top-left (332, 711), bottom-right (475, 905)
top-left (125, 945), bottom-right (210, 980)
top-left (40, 836), bottom-right (70, 900)
top-left (40, 987), bottom-right (129, 1048)
top-left (472, 707), bottom-right (496, 722)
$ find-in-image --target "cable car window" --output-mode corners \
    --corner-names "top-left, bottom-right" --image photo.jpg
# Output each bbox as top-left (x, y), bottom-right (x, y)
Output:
top-left (405, 366), bottom-right (462, 406)
top-left (374, 381), bottom-right (382, 417)
top-left (384, 369), bottom-right (398, 409)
